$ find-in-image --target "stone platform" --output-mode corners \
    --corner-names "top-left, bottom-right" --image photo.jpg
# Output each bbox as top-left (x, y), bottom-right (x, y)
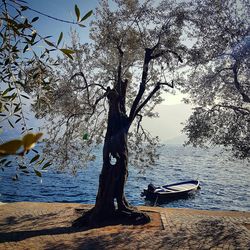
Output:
top-left (0, 202), bottom-right (249, 249)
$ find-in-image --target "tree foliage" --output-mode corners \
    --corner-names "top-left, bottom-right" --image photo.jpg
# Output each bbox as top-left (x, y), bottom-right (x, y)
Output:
top-left (31, 0), bottom-right (250, 174)
top-left (0, 0), bottom-right (92, 176)
top-left (33, 0), bottom-right (190, 173)
top-left (181, 0), bottom-right (250, 159)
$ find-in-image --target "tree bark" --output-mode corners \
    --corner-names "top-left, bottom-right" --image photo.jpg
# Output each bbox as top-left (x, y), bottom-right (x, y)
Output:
top-left (89, 88), bottom-right (131, 222)
top-left (73, 88), bottom-right (150, 227)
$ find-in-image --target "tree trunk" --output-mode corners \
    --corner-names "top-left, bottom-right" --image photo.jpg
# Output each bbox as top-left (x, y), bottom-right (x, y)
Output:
top-left (73, 88), bottom-right (150, 227)
top-left (89, 89), bottom-right (131, 223)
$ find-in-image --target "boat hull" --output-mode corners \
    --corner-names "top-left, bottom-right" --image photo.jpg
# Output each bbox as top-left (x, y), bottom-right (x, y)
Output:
top-left (142, 180), bottom-right (200, 201)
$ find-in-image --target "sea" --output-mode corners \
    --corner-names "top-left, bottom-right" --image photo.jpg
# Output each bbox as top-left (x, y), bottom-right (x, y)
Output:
top-left (0, 145), bottom-right (249, 211)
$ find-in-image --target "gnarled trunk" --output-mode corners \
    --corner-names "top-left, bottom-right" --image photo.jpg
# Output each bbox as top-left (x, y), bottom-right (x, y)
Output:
top-left (89, 88), bottom-right (131, 223)
top-left (73, 88), bottom-right (150, 227)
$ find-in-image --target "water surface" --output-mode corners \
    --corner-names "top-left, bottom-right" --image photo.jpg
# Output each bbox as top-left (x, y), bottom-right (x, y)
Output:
top-left (0, 145), bottom-right (249, 211)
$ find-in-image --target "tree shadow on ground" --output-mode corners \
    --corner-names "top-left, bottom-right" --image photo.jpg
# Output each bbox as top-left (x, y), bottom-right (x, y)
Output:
top-left (44, 231), bottom-right (136, 250)
top-left (0, 208), bottom-right (161, 244)
top-left (0, 225), bottom-right (85, 243)
top-left (43, 219), bottom-right (249, 250)
top-left (0, 207), bottom-right (86, 243)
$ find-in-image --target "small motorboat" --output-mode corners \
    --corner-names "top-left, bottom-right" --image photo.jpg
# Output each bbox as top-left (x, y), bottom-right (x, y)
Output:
top-left (141, 180), bottom-right (200, 201)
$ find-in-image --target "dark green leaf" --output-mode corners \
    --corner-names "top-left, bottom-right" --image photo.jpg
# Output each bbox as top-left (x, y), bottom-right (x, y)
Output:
top-left (21, 94), bottom-right (30, 99)
top-left (4, 58), bottom-right (10, 66)
top-left (31, 17), bottom-right (39, 22)
top-left (60, 48), bottom-right (75, 54)
top-left (44, 40), bottom-right (55, 47)
top-left (78, 23), bottom-right (86, 28)
top-left (0, 159), bottom-right (7, 164)
top-left (21, 6), bottom-right (28, 11)
top-left (75, 5), bottom-right (81, 21)
top-left (30, 154), bottom-right (40, 163)
top-left (83, 133), bottom-right (88, 140)
top-left (36, 158), bottom-right (45, 165)
top-left (81, 10), bottom-right (93, 22)
top-left (8, 120), bottom-right (14, 128)
top-left (2, 87), bottom-right (14, 96)
top-left (42, 161), bottom-right (52, 169)
top-left (4, 104), bottom-right (9, 112)
top-left (10, 93), bottom-right (17, 101)
top-left (18, 164), bottom-right (27, 169)
top-left (14, 103), bottom-right (21, 113)
top-left (34, 169), bottom-right (42, 177)
top-left (15, 117), bottom-right (22, 124)
top-left (32, 149), bottom-right (39, 154)
top-left (23, 44), bottom-right (29, 53)
top-left (5, 161), bottom-right (11, 167)
top-left (60, 49), bottom-right (75, 60)
top-left (33, 72), bottom-right (39, 79)
top-left (57, 32), bottom-right (63, 46)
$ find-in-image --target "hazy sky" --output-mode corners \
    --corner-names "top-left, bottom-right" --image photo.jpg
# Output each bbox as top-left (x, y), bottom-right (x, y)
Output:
top-left (143, 103), bottom-right (192, 142)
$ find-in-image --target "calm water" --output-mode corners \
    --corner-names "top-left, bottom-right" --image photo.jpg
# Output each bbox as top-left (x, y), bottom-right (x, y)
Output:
top-left (0, 145), bottom-right (249, 211)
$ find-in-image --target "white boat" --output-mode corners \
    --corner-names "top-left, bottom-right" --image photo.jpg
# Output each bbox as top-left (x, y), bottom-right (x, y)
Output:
top-left (142, 180), bottom-right (200, 200)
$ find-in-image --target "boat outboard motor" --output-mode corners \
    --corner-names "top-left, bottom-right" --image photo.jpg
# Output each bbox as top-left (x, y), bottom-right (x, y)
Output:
top-left (148, 183), bottom-right (156, 192)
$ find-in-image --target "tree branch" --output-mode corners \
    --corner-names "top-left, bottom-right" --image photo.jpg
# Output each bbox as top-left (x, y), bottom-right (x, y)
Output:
top-left (136, 114), bottom-right (143, 133)
top-left (151, 49), bottom-right (183, 63)
top-left (70, 72), bottom-right (107, 92)
top-left (70, 72), bottom-right (90, 100)
top-left (134, 84), bottom-right (160, 118)
top-left (232, 63), bottom-right (250, 103)
top-left (116, 44), bottom-right (124, 95)
top-left (134, 81), bottom-right (174, 118)
top-left (70, 72), bottom-right (108, 117)
top-left (129, 48), bottom-right (152, 122)
top-left (89, 91), bottom-right (108, 118)
top-left (151, 20), bottom-right (171, 52)
top-left (157, 81), bottom-right (174, 88)
top-left (9, 2), bottom-right (82, 25)
top-left (213, 104), bottom-right (250, 115)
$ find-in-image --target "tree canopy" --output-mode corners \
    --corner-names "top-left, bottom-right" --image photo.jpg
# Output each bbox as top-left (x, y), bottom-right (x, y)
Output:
top-left (31, 0), bottom-right (190, 173)
top-left (181, 0), bottom-right (250, 159)
top-left (1, 0), bottom-right (249, 177)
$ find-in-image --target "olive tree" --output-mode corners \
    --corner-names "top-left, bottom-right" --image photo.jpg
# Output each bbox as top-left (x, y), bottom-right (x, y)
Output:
top-left (37, 0), bottom-right (189, 225)
top-left (181, 0), bottom-right (250, 159)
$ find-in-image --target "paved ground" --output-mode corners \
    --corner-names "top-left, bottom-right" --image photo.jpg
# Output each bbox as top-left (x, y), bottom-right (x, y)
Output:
top-left (0, 202), bottom-right (249, 249)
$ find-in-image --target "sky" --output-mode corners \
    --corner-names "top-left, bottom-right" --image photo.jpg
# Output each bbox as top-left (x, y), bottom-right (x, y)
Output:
top-left (142, 103), bottom-right (192, 142)
top-left (3, 0), bottom-right (192, 142)
top-left (25, 0), bottom-right (98, 44)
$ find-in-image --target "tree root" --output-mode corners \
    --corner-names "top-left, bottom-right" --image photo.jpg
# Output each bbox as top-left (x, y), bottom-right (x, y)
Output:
top-left (115, 209), bottom-right (150, 225)
top-left (72, 208), bottom-right (94, 228)
top-left (72, 207), bottom-right (150, 228)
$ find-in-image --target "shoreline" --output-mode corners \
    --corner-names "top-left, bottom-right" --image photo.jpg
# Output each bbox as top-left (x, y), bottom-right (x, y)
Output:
top-left (0, 200), bottom-right (250, 213)
top-left (0, 202), bottom-right (249, 249)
